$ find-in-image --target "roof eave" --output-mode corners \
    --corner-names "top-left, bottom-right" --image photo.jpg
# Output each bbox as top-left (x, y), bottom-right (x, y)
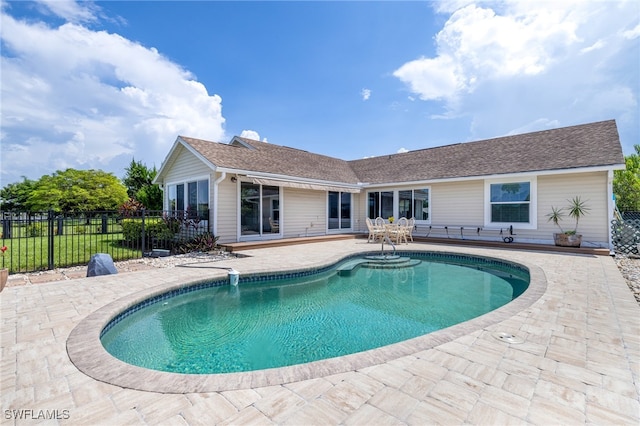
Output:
top-left (154, 136), bottom-right (219, 185)
top-left (362, 164), bottom-right (626, 188)
top-left (217, 167), bottom-right (362, 191)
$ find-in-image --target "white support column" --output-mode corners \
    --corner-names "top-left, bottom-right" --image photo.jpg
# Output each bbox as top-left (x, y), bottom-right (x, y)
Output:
top-left (212, 171), bottom-right (226, 237)
top-left (607, 169), bottom-right (615, 253)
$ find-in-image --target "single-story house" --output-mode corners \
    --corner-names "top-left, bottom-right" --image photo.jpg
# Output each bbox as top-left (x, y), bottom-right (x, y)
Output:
top-left (153, 119), bottom-right (625, 249)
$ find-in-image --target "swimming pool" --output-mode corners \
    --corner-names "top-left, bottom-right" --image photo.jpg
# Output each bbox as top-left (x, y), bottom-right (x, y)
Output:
top-left (100, 252), bottom-right (529, 375)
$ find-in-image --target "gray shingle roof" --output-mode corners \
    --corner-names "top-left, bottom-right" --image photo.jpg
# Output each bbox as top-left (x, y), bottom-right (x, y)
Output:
top-left (349, 120), bottom-right (624, 184)
top-left (179, 136), bottom-right (361, 183)
top-left (179, 120), bottom-right (624, 186)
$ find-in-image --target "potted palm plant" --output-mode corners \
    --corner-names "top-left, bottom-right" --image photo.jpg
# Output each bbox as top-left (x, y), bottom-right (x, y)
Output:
top-left (547, 196), bottom-right (590, 247)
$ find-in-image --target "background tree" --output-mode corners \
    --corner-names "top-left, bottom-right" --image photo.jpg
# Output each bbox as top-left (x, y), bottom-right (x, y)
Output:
top-left (613, 144), bottom-right (640, 212)
top-left (123, 159), bottom-right (163, 210)
top-left (0, 178), bottom-right (36, 211)
top-left (28, 169), bottom-right (128, 212)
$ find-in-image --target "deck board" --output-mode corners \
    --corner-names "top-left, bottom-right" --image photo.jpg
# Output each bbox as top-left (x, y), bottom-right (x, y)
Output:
top-left (220, 233), bottom-right (611, 256)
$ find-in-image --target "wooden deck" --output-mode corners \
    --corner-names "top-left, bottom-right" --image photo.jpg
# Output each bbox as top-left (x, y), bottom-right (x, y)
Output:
top-left (219, 233), bottom-right (612, 256)
top-left (219, 234), bottom-right (360, 252)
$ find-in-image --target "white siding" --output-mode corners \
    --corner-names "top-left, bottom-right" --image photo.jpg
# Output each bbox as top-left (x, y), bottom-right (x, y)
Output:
top-left (160, 145), bottom-right (214, 233)
top-left (430, 180), bottom-right (485, 225)
top-left (163, 145), bottom-right (211, 183)
top-left (351, 193), bottom-right (364, 233)
top-left (215, 174), bottom-right (238, 243)
top-left (281, 188), bottom-right (327, 238)
top-left (353, 172), bottom-right (610, 246)
top-left (534, 172), bottom-right (609, 245)
top-left (158, 147), bottom-right (611, 246)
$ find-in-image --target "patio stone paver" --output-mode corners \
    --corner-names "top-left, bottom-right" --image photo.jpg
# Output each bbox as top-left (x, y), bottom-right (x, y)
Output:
top-left (1, 240), bottom-right (639, 425)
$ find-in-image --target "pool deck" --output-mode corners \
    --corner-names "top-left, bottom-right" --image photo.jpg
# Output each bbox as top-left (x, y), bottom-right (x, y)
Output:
top-left (1, 240), bottom-right (639, 425)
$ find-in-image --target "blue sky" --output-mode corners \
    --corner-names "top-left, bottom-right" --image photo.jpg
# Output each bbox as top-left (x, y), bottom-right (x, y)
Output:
top-left (1, 0), bottom-right (639, 187)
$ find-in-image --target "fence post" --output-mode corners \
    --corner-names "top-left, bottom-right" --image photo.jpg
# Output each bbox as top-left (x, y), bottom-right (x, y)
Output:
top-left (57, 216), bottom-right (64, 235)
top-left (1, 219), bottom-right (10, 239)
top-left (141, 209), bottom-right (146, 256)
top-left (101, 214), bottom-right (108, 234)
top-left (48, 210), bottom-right (55, 270)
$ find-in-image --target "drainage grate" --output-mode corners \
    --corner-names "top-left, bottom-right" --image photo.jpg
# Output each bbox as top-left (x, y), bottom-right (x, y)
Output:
top-left (492, 332), bottom-right (524, 344)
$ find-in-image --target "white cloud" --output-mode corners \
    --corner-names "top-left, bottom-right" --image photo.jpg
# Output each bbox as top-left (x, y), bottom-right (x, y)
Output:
top-left (240, 130), bottom-right (261, 141)
top-left (0, 3), bottom-right (225, 185)
top-left (393, 0), bottom-right (639, 153)
top-left (580, 39), bottom-right (606, 54)
top-left (394, 2), bottom-right (587, 103)
top-left (506, 119), bottom-right (560, 136)
top-left (361, 88), bottom-right (371, 101)
top-left (34, 0), bottom-right (100, 23)
top-left (394, 55), bottom-right (462, 101)
top-left (622, 23), bottom-right (640, 40)
top-left (397, 147), bottom-right (409, 154)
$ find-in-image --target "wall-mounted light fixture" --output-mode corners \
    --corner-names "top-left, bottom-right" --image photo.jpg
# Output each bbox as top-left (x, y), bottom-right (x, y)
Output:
top-left (231, 176), bottom-right (237, 183)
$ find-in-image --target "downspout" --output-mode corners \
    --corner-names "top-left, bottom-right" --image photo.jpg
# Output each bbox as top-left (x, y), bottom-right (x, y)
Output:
top-left (607, 169), bottom-right (615, 254)
top-left (212, 172), bottom-right (226, 237)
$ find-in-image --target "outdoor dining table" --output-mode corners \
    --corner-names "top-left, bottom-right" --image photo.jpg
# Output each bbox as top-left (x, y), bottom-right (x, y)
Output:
top-left (383, 223), bottom-right (403, 243)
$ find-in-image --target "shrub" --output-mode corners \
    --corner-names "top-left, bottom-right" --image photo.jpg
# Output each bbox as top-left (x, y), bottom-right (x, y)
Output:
top-left (162, 215), bottom-right (182, 234)
top-left (176, 232), bottom-right (219, 254)
top-left (121, 218), bottom-right (177, 248)
top-left (26, 223), bottom-right (44, 237)
top-left (121, 219), bottom-right (143, 243)
top-left (119, 198), bottom-right (145, 218)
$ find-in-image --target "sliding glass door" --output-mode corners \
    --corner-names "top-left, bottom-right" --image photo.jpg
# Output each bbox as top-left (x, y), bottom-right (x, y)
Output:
top-left (328, 191), bottom-right (351, 230)
top-left (240, 182), bottom-right (280, 237)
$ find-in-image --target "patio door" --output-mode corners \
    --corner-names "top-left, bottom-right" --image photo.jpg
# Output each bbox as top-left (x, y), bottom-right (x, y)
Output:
top-left (240, 182), bottom-right (280, 238)
top-left (328, 191), bottom-right (351, 231)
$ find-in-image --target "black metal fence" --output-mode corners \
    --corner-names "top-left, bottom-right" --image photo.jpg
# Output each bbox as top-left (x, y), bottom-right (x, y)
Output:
top-left (0, 209), bottom-right (211, 273)
top-left (612, 211), bottom-right (640, 254)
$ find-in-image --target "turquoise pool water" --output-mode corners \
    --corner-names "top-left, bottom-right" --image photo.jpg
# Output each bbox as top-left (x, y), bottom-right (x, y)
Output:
top-left (101, 253), bottom-right (529, 374)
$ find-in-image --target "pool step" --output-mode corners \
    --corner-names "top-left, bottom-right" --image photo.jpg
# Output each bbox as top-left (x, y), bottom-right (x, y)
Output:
top-left (337, 256), bottom-right (421, 276)
top-left (364, 258), bottom-right (422, 270)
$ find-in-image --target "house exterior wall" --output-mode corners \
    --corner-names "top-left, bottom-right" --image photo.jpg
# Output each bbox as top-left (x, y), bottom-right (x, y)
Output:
top-left (354, 172), bottom-right (610, 247)
top-left (534, 171), bottom-right (609, 245)
top-left (157, 143), bottom-right (614, 248)
top-left (214, 174), bottom-right (237, 243)
top-left (162, 146), bottom-right (212, 183)
top-left (430, 180), bottom-right (485, 226)
top-left (281, 188), bottom-right (327, 238)
top-left (161, 145), bottom-right (215, 232)
top-left (215, 185), bottom-right (362, 242)
top-left (354, 181), bottom-right (484, 232)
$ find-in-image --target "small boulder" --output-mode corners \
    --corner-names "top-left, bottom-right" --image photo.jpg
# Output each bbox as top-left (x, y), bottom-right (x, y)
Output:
top-left (87, 253), bottom-right (118, 277)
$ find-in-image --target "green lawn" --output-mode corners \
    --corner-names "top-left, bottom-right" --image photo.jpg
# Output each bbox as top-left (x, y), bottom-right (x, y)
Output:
top-left (1, 232), bottom-right (141, 273)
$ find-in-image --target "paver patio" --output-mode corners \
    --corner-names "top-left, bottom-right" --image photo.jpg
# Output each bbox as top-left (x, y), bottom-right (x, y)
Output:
top-left (1, 240), bottom-right (639, 425)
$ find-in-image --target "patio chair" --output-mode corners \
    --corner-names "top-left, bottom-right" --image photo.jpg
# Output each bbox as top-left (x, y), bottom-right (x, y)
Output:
top-left (406, 217), bottom-right (415, 242)
top-left (393, 217), bottom-right (409, 244)
top-left (366, 217), bottom-right (385, 243)
top-left (269, 217), bottom-right (279, 233)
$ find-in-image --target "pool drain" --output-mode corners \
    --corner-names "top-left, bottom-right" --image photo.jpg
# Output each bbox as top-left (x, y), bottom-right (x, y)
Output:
top-left (492, 332), bottom-right (524, 344)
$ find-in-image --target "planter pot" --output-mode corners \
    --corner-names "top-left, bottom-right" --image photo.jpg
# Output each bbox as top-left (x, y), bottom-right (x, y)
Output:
top-left (553, 233), bottom-right (582, 247)
top-left (0, 268), bottom-right (7, 293)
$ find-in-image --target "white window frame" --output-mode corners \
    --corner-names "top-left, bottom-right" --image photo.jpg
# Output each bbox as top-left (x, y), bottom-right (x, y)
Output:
top-left (165, 175), bottom-right (210, 216)
top-left (397, 188), bottom-right (431, 223)
top-left (237, 180), bottom-right (283, 241)
top-left (484, 176), bottom-right (537, 229)
top-left (367, 188), bottom-right (431, 224)
top-left (327, 191), bottom-right (353, 232)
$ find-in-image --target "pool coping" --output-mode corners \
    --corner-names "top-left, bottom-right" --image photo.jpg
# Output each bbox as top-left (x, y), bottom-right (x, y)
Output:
top-left (66, 249), bottom-right (547, 393)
